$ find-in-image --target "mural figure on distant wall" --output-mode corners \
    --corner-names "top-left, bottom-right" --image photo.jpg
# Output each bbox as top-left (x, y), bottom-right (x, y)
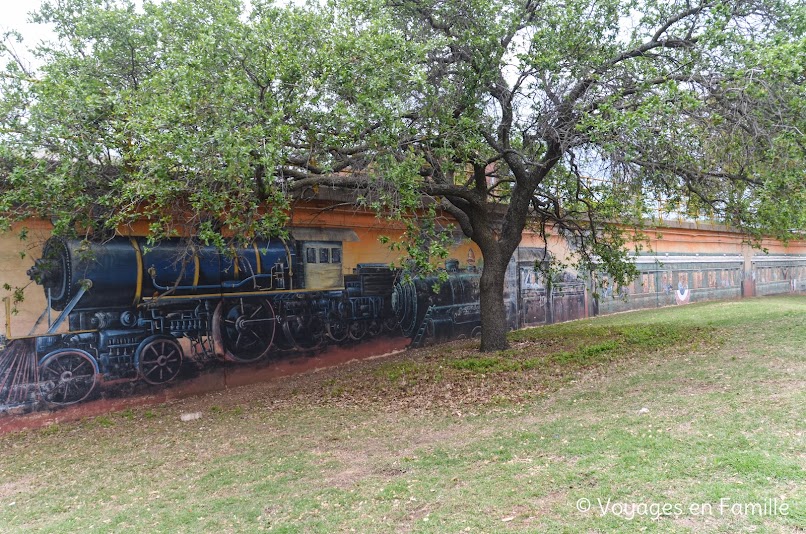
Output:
top-left (466, 248), bottom-right (477, 271)
top-left (661, 272), bottom-right (674, 295)
top-left (675, 280), bottom-right (691, 304)
top-left (600, 276), bottom-right (614, 299)
top-left (520, 268), bottom-right (543, 290)
top-left (721, 270), bottom-right (732, 288)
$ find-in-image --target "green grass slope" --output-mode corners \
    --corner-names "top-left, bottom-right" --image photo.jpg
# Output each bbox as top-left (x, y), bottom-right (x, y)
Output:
top-left (0, 296), bottom-right (803, 533)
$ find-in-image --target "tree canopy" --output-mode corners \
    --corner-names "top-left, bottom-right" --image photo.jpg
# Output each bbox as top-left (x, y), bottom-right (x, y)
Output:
top-left (1, 0), bottom-right (804, 350)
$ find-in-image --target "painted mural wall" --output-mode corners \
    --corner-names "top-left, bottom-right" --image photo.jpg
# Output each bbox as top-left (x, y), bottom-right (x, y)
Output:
top-left (0, 209), bottom-right (804, 414)
top-left (0, 210), bottom-right (486, 413)
top-left (593, 255), bottom-right (745, 315)
top-left (589, 220), bottom-right (806, 315)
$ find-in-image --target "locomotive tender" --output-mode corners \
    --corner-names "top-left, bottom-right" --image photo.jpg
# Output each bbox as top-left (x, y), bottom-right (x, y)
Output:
top-left (2, 233), bottom-right (482, 407)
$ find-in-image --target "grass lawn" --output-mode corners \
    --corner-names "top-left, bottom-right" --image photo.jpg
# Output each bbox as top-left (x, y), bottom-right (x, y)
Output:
top-left (0, 296), bottom-right (803, 533)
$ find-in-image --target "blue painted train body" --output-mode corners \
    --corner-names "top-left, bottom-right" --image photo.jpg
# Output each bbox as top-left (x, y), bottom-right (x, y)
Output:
top-left (35, 236), bottom-right (296, 310)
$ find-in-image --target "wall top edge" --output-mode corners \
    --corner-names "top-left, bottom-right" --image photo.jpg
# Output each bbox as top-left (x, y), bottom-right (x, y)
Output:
top-left (630, 255), bottom-right (744, 264)
top-left (750, 256), bottom-right (806, 263)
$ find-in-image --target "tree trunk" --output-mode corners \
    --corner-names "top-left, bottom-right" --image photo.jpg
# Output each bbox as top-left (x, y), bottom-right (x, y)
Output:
top-left (478, 250), bottom-right (510, 352)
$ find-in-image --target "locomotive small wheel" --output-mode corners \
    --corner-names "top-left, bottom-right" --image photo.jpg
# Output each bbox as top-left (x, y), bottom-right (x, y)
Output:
top-left (213, 298), bottom-right (277, 362)
top-left (136, 335), bottom-right (183, 385)
top-left (347, 320), bottom-right (367, 341)
top-left (367, 320), bottom-right (382, 337)
top-left (471, 326), bottom-right (482, 339)
top-left (325, 312), bottom-right (349, 343)
top-left (39, 349), bottom-right (98, 406)
top-left (282, 313), bottom-right (324, 350)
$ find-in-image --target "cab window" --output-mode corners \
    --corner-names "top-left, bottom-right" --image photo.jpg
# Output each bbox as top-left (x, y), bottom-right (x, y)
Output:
top-left (319, 248), bottom-right (330, 264)
top-left (331, 248), bottom-right (341, 263)
top-left (306, 248), bottom-right (317, 263)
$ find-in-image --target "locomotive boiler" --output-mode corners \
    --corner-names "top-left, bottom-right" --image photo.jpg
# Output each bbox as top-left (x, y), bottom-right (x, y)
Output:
top-left (30, 236), bottom-right (297, 311)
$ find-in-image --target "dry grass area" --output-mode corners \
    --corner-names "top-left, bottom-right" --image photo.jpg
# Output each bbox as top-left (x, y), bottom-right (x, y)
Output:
top-left (0, 296), bottom-right (804, 532)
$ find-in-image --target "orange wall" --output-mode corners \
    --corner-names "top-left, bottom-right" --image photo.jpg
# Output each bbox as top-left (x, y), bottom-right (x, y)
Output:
top-left (639, 222), bottom-right (806, 256)
top-left (288, 201), bottom-right (482, 272)
top-left (0, 221), bottom-right (53, 338)
top-left (1, 206), bottom-right (803, 338)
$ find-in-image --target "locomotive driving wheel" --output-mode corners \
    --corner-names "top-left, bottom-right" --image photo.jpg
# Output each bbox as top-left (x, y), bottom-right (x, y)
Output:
top-left (367, 320), bottom-right (382, 337)
top-left (136, 335), bottom-right (183, 384)
top-left (383, 316), bottom-right (401, 334)
top-left (282, 310), bottom-right (324, 350)
top-left (348, 320), bottom-right (367, 341)
top-left (325, 311), bottom-right (349, 342)
top-left (39, 349), bottom-right (98, 406)
top-left (212, 298), bottom-right (276, 362)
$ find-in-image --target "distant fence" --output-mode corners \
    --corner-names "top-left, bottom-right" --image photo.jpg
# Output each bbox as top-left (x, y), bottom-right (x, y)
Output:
top-left (593, 254), bottom-right (806, 317)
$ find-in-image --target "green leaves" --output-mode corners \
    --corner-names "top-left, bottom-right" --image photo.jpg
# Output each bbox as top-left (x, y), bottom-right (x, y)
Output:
top-left (0, 1), bottom-right (316, 242)
top-left (0, 0), bottom-right (802, 274)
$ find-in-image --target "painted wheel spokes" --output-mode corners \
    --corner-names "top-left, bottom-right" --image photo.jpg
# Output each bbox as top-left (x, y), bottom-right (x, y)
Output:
top-left (348, 320), bottom-right (367, 341)
top-left (367, 320), bottom-right (382, 337)
top-left (39, 350), bottom-right (98, 406)
top-left (282, 311), bottom-right (324, 350)
top-left (213, 298), bottom-right (276, 362)
top-left (325, 312), bottom-right (349, 343)
top-left (383, 316), bottom-right (401, 334)
top-left (137, 336), bottom-right (183, 385)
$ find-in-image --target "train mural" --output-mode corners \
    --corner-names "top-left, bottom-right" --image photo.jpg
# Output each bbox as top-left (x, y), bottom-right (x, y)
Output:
top-left (0, 233), bottom-right (485, 410)
top-left (1, 227), bottom-right (805, 413)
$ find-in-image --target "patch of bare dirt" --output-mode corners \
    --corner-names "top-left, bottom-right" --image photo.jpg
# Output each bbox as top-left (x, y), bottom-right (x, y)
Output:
top-left (0, 477), bottom-right (31, 500)
top-left (517, 491), bottom-right (568, 525)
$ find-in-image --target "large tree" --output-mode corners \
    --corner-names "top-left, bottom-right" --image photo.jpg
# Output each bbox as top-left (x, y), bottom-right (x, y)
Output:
top-left (1, 0), bottom-right (804, 350)
top-left (354, 0), bottom-right (805, 350)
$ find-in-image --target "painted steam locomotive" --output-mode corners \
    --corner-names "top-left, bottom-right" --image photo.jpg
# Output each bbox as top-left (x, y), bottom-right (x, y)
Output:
top-left (0, 234), bottom-right (482, 408)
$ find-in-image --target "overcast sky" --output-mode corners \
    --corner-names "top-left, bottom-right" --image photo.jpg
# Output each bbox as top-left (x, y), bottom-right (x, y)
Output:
top-left (1, 0), bottom-right (51, 41)
top-left (1, 0), bottom-right (54, 67)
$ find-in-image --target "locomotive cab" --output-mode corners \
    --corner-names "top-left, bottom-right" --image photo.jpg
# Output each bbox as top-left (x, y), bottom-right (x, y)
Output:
top-left (300, 241), bottom-right (344, 290)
